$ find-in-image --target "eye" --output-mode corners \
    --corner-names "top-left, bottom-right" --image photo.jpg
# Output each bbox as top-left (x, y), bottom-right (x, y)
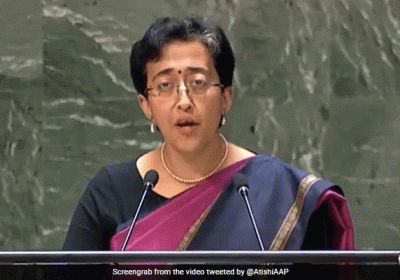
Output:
top-left (157, 82), bottom-right (173, 91)
top-left (190, 78), bottom-right (207, 88)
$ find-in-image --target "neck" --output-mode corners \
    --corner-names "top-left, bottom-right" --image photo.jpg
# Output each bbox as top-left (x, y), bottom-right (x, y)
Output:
top-left (162, 133), bottom-right (227, 182)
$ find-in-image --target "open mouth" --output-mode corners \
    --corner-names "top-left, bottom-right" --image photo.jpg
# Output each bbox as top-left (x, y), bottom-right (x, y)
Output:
top-left (176, 121), bottom-right (198, 127)
top-left (175, 119), bottom-right (199, 127)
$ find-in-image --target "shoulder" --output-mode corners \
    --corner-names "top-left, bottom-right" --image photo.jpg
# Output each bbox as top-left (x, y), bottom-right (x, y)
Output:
top-left (82, 158), bottom-right (141, 198)
top-left (245, 153), bottom-right (309, 182)
top-left (244, 154), bottom-right (336, 195)
top-left (102, 159), bottom-right (139, 181)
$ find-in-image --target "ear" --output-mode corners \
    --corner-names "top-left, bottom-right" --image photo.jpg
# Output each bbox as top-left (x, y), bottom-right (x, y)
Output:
top-left (137, 94), bottom-right (152, 120)
top-left (221, 86), bottom-right (233, 112)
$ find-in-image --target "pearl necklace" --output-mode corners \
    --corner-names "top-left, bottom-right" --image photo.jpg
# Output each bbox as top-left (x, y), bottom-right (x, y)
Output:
top-left (161, 134), bottom-right (229, 184)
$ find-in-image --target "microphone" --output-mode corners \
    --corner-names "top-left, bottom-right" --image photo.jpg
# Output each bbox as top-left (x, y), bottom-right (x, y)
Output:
top-left (234, 173), bottom-right (265, 251)
top-left (121, 170), bottom-right (159, 251)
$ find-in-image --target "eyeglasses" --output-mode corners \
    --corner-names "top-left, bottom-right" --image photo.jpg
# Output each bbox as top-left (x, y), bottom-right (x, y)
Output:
top-left (145, 78), bottom-right (224, 98)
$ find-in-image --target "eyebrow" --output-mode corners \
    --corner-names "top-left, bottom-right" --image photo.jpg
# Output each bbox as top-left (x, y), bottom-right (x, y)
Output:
top-left (187, 67), bottom-right (209, 74)
top-left (151, 67), bottom-right (209, 81)
top-left (151, 68), bottom-right (174, 81)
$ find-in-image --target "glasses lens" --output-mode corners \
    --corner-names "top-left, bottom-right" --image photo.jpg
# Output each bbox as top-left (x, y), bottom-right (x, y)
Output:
top-left (188, 78), bottom-right (209, 95)
top-left (156, 82), bottom-right (174, 97)
top-left (152, 78), bottom-right (217, 97)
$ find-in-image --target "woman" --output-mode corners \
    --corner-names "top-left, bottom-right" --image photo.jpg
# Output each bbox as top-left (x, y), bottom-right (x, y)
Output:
top-left (62, 17), bottom-right (353, 252)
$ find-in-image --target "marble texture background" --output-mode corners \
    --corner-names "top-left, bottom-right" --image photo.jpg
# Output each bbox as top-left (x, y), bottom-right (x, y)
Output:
top-left (0, 0), bottom-right (399, 250)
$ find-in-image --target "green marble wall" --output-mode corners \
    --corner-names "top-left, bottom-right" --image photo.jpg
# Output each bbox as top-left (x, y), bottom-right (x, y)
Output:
top-left (1, 0), bottom-right (399, 250)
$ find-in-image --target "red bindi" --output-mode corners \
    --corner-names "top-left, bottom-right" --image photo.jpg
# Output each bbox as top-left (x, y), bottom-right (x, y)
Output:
top-left (178, 70), bottom-right (182, 74)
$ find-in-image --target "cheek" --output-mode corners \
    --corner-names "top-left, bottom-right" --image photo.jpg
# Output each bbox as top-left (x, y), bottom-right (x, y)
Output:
top-left (203, 100), bottom-right (223, 122)
top-left (163, 111), bottom-right (173, 122)
top-left (150, 104), bottom-right (171, 123)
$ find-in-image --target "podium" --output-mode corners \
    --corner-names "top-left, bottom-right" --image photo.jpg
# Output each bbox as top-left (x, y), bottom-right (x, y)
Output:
top-left (0, 250), bottom-right (398, 264)
top-left (0, 251), bottom-right (398, 279)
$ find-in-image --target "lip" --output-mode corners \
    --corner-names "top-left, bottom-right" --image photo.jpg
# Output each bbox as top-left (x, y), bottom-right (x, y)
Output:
top-left (174, 117), bottom-right (200, 136)
top-left (175, 117), bottom-right (200, 127)
top-left (176, 124), bottom-right (198, 136)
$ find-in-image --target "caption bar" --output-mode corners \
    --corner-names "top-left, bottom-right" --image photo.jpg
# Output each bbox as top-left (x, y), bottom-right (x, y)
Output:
top-left (112, 267), bottom-right (290, 277)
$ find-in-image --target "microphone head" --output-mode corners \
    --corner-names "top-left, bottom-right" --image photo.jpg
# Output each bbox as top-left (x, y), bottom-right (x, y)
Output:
top-left (233, 173), bottom-right (249, 194)
top-left (143, 170), bottom-right (159, 188)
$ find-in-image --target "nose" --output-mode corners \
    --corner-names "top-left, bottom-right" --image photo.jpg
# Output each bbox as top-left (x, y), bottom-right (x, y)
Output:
top-left (176, 83), bottom-right (193, 110)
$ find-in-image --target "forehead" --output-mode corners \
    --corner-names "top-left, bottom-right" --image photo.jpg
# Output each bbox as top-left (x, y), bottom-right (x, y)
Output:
top-left (145, 40), bottom-right (216, 77)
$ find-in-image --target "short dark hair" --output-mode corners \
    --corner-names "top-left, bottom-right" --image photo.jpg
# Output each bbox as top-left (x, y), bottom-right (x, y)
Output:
top-left (130, 17), bottom-right (235, 96)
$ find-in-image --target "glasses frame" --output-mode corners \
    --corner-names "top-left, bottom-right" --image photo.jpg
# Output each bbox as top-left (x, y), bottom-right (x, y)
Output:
top-left (145, 82), bottom-right (225, 97)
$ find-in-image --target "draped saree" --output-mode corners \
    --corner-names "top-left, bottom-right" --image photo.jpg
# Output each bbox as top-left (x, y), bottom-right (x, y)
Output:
top-left (108, 154), bottom-right (354, 251)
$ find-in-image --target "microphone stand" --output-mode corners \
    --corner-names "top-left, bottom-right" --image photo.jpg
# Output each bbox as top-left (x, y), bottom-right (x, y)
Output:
top-left (239, 186), bottom-right (265, 251)
top-left (111, 170), bottom-right (158, 280)
top-left (121, 169), bottom-right (158, 251)
top-left (121, 182), bottom-right (152, 251)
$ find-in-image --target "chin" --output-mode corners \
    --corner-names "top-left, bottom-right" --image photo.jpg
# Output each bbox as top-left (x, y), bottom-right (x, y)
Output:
top-left (168, 137), bottom-right (203, 154)
top-left (164, 130), bottom-right (216, 152)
